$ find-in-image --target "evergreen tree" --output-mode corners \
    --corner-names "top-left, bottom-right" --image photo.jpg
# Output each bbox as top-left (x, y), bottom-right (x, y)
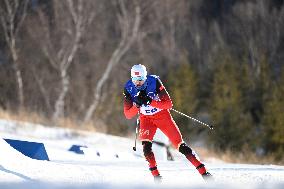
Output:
top-left (262, 70), bottom-right (284, 160)
top-left (249, 55), bottom-right (274, 151)
top-left (167, 60), bottom-right (199, 138)
top-left (238, 55), bottom-right (271, 151)
top-left (249, 55), bottom-right (273, 125)
top-left (209, 51), bottom-right (253, 152)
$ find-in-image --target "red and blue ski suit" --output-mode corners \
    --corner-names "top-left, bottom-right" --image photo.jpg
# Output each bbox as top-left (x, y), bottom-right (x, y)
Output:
top-left (123, 75), bottom-right (209, 178)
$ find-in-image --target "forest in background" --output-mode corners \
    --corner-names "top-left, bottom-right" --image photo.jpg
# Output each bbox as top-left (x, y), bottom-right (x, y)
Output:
top-left (0, 0), bottom-right (283, 163)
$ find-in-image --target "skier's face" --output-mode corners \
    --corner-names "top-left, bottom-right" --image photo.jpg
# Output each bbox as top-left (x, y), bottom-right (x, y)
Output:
top-left (132, 76), bottom-right (146, 88)
top-left (132, 79), bottom-right (145, 88)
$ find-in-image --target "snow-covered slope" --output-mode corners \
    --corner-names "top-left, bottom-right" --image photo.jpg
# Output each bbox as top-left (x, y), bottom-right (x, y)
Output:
top-left (0, 119), bottom-right (284, 189)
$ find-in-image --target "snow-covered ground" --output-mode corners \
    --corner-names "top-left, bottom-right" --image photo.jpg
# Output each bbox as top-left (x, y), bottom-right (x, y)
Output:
top-left (0, 119), bottom-right (284, 189)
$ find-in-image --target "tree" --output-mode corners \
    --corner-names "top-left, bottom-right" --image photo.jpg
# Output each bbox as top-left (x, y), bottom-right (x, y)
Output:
top-left (209, 50), bottom-right (253, 152)
top-left (0, 0), bottom-right (29, 109)
top-left (229, 0), bottom-right (284, 76)
top-left (83, 0), bottom-right (141, 124)
top-left (30, 0), bottom-right (95, 122)
top-left (167, 57), bottom-right (199, 136)
top-left (262, 69), bottom-right (284, 160)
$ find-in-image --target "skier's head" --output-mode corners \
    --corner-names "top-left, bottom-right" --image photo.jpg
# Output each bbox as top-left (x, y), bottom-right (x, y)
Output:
top-left (131, 64), bottom-right (147, 90)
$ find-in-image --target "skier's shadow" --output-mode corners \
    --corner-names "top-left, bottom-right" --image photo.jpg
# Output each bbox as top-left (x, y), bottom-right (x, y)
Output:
top-left (0, 165), bottom-right (34, 181)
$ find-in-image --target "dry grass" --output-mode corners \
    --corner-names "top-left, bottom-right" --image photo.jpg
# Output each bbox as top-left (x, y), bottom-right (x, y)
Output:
top-left (0, 108), bottom-right (96, 132)
top-left (0, 108), bottom-right (46, 124)
top-left (195, 146), bottom-right (281, 165)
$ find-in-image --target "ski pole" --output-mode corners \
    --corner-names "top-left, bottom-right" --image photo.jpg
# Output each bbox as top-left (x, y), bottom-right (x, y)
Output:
top-left (171, 108), bottom-right (214, 130)
top-left (133, 114), bottom-right (140, 151)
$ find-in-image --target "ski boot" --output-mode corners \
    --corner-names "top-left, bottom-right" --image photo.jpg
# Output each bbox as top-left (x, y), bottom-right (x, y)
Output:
top-left (202, 172), bottom-right (213, 181)
top-left (154, 175), bottom-right (162, 184)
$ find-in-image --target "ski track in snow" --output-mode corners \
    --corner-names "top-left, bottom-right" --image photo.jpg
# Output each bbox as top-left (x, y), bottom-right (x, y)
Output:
top-left (0, 119), bottom-right (284, 189)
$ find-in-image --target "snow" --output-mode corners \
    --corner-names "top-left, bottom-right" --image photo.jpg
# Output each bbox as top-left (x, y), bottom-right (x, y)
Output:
top-left (0, 119), bottom-right (284, 189)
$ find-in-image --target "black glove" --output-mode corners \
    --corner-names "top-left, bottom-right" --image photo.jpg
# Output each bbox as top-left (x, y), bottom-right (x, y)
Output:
top-left (143, 95), bottom-right (152, 105)
top-left (134, 91), bottom-right (152, 107)
top-left (134, 95), bottom-right (144, 107)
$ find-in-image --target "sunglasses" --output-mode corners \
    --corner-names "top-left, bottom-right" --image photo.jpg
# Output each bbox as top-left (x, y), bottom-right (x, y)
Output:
top-left (131, 76), bottom-right (146, 82)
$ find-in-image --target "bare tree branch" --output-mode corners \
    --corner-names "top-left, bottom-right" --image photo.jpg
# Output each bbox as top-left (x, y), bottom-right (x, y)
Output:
top-left (0, 0), bottom-right (28, 109)
top-left (31, 67), bottom-right (52, 112)
top-left (52, 0), bottom-right (93, 122)
top-left (26, 0), bottom-right (96, 122)
top-left (14, 0), bottom-right (28, 36)
top-left (83, 1), bottom-right (141, 124)
top-left (29, 0), bottom-right (96, 122)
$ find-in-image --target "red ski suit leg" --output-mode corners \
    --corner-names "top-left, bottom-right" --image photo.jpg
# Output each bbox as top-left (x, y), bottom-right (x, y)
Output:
top-left (139, 114), bottom-right (159, 176)
top-left (152, 110), bottom-right (183, 148)
top-left (139, 110), bottom-right (183, 177)
top-left (139, 110), bottom-right (208, 176)
top-left (139, 110), bottom-right (183, 148)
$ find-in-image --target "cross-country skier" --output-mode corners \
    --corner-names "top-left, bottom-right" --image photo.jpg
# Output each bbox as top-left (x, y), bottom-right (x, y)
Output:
top-left (123, 64), bottom-right (212, 182)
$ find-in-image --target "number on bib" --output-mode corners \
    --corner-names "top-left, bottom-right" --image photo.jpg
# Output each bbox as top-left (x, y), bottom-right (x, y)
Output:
top-left (145, 108), bottom-right (158, 114)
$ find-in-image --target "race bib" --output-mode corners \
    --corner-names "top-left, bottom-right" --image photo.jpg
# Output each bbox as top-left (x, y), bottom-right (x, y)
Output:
top-left (140, 105), bottom-right (162, 115)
